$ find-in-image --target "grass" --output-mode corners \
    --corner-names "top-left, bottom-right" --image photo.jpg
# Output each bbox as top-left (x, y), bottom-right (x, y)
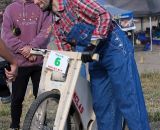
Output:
top-left (141, 72), bottom-right (160, 126)
top-left (0, 72), bottom-right (160, 129)
top-left (0, 104), bottom-right (11, 130)
top-left (0, 93), bottom-right (34, 130)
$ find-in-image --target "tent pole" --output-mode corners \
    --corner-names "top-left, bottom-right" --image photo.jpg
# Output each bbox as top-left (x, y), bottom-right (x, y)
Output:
top-left (141, 18), bottom-right (143, 31)
top-left (149, 16), bottom-right (153, 51)
top-left (132, 30), bottom-right (135, 47)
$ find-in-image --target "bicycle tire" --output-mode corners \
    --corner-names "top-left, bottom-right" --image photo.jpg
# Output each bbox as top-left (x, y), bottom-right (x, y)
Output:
top-left (22, 91), bottom-right (81, 130)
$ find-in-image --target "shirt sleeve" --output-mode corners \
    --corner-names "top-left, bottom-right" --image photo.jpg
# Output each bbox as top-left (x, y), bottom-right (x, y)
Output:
top-left (72, 0), bottom-right (112, 39)
top-left (29, 12), bottom-right (52, 48)
top-left (1, 7), bottom-right (27, 54)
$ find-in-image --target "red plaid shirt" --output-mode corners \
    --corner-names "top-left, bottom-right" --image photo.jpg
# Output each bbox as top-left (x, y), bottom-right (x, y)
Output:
top-left (52, 0), bottom-right (112, 51)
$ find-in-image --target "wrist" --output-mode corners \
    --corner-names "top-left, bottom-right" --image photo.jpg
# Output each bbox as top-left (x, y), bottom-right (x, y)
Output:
top-left (91, 39), bottom-right (100, 46)
top-left (11, 59), bottom-right (17, 66)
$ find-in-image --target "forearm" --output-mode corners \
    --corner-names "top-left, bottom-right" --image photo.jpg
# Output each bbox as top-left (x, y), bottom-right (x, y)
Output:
top-left (0, 38), bottom-right (17, 65)
top-left (74, 0), bottom-right (112, 38)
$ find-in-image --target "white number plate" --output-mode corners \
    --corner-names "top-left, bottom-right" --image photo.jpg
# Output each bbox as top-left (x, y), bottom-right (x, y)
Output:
top-left (46, 51), bottom-right (69, 74)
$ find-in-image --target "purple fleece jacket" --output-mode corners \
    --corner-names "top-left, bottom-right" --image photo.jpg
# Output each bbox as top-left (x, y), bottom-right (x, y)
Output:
top-left (1, 0), bottom-right (52, 67)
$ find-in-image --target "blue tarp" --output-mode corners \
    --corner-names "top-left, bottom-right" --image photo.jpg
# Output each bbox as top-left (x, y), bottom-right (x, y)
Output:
top-left (96, 0), bottom-right (133, 18)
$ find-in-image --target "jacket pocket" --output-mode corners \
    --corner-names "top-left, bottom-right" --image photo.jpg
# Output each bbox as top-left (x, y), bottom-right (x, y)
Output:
top-left (109, 31), bottom-right (127, 56)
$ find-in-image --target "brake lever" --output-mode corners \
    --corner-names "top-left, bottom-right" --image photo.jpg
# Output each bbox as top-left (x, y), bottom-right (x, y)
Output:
top-left (31, 48), bottom-right (49, 56)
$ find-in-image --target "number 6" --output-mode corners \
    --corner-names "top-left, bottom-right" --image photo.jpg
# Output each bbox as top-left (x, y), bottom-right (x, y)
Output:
top-left (54, 57), bottom-right (61, 66)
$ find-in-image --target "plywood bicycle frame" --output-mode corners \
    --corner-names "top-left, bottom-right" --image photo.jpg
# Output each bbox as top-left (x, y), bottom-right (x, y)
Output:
top-left (30, 49), bottom-right (98, 130)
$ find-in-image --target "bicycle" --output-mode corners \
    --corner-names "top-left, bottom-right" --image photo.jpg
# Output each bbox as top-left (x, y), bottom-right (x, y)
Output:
top-left (22, 48), bottom-right (99, 130)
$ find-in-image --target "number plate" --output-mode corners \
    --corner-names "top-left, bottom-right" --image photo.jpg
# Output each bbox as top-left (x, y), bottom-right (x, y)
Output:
top-left (46, 51), bottom-right (69, 74)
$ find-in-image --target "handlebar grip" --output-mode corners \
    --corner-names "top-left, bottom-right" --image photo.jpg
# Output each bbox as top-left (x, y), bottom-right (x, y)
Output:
top-left (81, 53), bottom-right (99, 63)
top-left (0, 61), bottom-right (11, 71)
top-left (5, 63), bottom-right (11, 71)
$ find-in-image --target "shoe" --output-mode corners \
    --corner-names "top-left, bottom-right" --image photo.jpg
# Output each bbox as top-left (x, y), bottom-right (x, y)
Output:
top-left (9, 128), bottom-right (19, 130)
top-left (0, 95), bottom-right (11, 104)
top-left (0, 84), bottom-right (11, 104)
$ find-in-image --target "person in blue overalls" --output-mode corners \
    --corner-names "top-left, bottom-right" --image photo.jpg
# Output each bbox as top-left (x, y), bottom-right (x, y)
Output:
top-left (34, 0), bottom-right (150, 129)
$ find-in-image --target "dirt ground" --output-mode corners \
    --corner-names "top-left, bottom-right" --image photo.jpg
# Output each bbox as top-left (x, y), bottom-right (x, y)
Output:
top-left (134, 44), bottom-right (160, 73)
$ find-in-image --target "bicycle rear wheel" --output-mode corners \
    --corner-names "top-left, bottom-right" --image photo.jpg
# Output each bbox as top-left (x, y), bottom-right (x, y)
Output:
top-left (23, 91), bottom-right (81, 130)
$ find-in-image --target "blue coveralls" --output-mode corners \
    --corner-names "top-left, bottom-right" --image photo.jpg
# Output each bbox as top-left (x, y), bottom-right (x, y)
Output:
top-left (89, 25), bottom-right (150, 130)
top-left (62, 2), bottom-right (150, 128)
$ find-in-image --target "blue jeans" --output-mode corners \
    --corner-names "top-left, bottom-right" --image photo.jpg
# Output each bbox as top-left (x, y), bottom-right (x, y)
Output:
top-left (89, 26), bottom-right (150, 130)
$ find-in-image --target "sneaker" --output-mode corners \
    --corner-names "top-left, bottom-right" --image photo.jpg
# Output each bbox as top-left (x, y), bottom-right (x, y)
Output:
top-left (1, 95), bottom-right (11, 104)
top-left (0, 84), bottom-right (11, 104)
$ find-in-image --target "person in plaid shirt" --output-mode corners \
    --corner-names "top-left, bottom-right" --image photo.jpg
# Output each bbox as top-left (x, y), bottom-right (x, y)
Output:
top-left (34, 0), bottom-right (150, 130)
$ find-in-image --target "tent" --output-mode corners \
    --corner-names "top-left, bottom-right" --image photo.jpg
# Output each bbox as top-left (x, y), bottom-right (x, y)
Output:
top-left (97, 0), bottom-right (160, 17)
top-left (100, 4), bottom-right (132, 17)
top-left (96, 0), bottom-right (132, 17)
top-left (97, 0), bottom-right (160, 51)
top-left (96, 0), bottom-right (136, 45)
top-left (96, 1), bottom-right (135, 31)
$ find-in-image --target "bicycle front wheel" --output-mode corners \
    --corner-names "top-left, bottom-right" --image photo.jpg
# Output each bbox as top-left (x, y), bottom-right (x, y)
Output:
top-left (22, 91), bottom-right (81, 130)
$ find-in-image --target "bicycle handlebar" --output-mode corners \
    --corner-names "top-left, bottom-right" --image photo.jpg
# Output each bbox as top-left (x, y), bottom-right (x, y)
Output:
top-left (30, 48), bottom-right (48, 56)
top-left (0, 61), bottom-right (11, 71)
top-left (30, 48), bottom-right (99, 62)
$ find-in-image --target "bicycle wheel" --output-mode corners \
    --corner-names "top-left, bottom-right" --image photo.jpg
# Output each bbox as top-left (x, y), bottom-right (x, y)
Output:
top-left (22, 91), bottom-right (81, 130)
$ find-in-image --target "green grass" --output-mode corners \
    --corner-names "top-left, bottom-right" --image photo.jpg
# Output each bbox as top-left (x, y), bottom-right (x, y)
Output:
top-left (141, 72), bottom-right (160, 123)
top-left (0, 104), bottom-right (10, 116)
top-left (0, 72), bottom-right (160, 129)
top-left (0, 94), bottom-right (34, 130)
top-left (0, 104), bottom-right (11, 130)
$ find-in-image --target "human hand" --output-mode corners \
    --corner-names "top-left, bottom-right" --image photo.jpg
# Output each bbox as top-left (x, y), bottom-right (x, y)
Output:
top-left (81, 52), bottom-right (93, 63)
top-left (81, 40), bottom-right (100, 63)
top-left (84, 44), bottom-right (96, 52)
top-left (5, 63), bottom-right (18, 81)
top-left (28, 55), bottom-right (37, 62)
top-left (19, 45), bottom-right (32, 58)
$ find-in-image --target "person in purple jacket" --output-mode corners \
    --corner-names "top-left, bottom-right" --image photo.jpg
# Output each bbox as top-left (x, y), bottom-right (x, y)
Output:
top-left (1, 0), bottom-right (52, 129)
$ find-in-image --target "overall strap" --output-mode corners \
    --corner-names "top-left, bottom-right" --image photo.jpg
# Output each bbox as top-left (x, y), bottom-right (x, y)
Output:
top-left (63, 0), bottom-right (67, 6)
